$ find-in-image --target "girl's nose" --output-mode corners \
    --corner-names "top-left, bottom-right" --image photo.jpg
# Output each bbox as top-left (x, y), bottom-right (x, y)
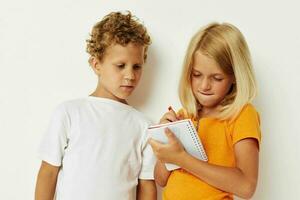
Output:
top-left (201, 77), bottom-right (211, 90)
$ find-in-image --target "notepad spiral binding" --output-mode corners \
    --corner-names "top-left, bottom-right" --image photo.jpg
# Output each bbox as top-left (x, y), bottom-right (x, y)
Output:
top-left (186, 120), bottom-right (208, 161)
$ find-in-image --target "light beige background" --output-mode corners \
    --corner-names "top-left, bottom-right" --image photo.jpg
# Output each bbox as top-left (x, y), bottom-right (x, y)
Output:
top-left (0, 0), bottom-right (299, 199)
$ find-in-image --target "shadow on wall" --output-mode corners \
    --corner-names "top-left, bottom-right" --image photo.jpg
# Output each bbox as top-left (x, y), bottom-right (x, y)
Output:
top-left (128, 46), bottom-right (159, 109)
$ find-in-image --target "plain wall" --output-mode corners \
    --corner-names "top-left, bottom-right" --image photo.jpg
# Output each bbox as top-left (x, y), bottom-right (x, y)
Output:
top-left (0, 0), bottom-right (299, 199)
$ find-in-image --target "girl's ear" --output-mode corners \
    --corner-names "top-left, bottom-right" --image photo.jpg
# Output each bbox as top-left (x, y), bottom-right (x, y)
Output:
top-left (89, 56), bottom-right (101, 75)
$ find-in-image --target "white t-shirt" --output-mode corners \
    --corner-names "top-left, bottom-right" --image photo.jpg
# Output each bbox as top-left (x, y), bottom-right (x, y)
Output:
top-left (38, 96), bottom-right (155, 200)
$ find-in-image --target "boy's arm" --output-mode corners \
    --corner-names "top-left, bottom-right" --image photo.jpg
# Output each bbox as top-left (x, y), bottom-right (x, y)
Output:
top-left (35, 161), bottom-right (60, 200)
top-left (136, 179), bottom-right (157, 200)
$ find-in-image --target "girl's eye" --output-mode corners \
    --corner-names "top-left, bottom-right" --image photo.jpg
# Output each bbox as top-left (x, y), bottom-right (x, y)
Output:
top-left (213, 77), bottom-right (223, 81)
top-left (192, 73), bottom-right (201, 77)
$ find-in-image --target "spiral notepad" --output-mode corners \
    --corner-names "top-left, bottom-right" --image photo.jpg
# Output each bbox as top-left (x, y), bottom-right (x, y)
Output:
top-left (148, 119), bottom-right (208, 171)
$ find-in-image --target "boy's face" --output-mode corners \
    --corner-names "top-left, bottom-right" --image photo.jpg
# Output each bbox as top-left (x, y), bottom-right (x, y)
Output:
top-left (92, 43), bottom-right (145, 102)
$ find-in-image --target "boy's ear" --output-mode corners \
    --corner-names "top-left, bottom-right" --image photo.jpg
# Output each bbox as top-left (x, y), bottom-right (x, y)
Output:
top-left (89, 56), bottom-right (101, 75)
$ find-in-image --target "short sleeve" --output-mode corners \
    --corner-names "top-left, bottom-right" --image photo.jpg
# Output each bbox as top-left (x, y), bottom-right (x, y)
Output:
top-left (232, 104), bottom-right (261, 147)
top-left (37, 104), bottom-right (70, 166)
top-left (139, 121), bottom-right (156, 180)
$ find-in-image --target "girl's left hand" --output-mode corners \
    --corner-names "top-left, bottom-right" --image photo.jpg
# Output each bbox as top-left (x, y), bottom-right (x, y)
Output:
top-left (148, 128), bottom-right (187, 165)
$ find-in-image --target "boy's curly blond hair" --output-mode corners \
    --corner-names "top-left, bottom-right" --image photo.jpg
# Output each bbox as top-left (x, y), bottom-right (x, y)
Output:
top-left (86, 11), bottom-right (151, 62)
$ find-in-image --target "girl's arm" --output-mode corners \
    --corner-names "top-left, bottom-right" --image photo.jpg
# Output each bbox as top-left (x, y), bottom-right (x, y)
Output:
top-left (35, 161), bottom-right (60, 200)
top-left (154, 160), bottom-right (171, 187)
top-left (149, 129), bottom-right (259, 199)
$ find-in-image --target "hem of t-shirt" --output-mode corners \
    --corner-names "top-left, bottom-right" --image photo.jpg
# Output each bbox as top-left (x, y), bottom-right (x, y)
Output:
top-left (37, 152), bottom-right (62, 167)
top-left (233, 136), bottom-right (261, 150)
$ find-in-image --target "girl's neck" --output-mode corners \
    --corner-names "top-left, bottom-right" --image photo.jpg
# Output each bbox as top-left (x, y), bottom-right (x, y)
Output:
top-left (198, 105), bottom-right (221, 118)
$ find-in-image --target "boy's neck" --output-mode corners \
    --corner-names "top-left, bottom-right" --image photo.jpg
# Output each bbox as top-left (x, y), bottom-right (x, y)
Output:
top-left (89, 91), bottom-right (128, 105)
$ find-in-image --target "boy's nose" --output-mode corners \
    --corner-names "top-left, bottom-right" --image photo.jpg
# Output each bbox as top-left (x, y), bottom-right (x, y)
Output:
top-left (124, 69), bottom-right (135, 80)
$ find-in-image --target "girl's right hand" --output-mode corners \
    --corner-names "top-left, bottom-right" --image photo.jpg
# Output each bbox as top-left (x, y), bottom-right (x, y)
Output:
top-left (154, 160), bottom-right (171, 187)
top-left (159, 106), bottom-right (183, 124)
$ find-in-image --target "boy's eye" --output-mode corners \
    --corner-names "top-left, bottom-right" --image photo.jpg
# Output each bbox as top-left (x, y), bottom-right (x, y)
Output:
top-left (116, 64), bottom-right (125, 69)
top-left (133, 64), bottom-right (142, 70)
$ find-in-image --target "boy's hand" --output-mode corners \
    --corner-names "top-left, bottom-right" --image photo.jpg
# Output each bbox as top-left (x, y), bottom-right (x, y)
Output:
top-left (159, 106), bottom-right (183, 124)
top-left (148, 128), bottom-right (186, 165)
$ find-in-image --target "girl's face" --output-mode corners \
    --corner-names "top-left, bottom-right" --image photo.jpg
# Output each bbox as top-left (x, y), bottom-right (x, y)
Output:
top-left (191, 51), bottom-right (235, 113)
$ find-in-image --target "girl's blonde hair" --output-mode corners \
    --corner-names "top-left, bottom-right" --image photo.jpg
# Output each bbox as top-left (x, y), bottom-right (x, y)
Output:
top-left (179, 22), bottom-right (257, 121)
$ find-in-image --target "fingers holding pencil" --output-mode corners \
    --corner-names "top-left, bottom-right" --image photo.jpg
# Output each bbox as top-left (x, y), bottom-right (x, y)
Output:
top-left (159, 106), bottom-right (181, 124)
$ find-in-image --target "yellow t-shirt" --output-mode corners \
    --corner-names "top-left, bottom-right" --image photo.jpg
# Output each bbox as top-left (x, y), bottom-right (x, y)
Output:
top-left (162, 104), bottom-right (261, 200)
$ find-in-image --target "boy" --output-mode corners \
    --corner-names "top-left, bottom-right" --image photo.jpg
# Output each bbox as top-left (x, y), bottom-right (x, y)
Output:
top-left (35, 11), bottom-right (156, 200)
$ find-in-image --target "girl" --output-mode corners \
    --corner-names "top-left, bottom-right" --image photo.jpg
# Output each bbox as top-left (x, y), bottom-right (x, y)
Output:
top-left (149, 23), bottom-right (261, 199)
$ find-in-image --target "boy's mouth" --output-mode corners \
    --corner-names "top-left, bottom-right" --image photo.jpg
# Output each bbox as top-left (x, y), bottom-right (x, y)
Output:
top-left (120, 85), bottom-right (135, 91)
